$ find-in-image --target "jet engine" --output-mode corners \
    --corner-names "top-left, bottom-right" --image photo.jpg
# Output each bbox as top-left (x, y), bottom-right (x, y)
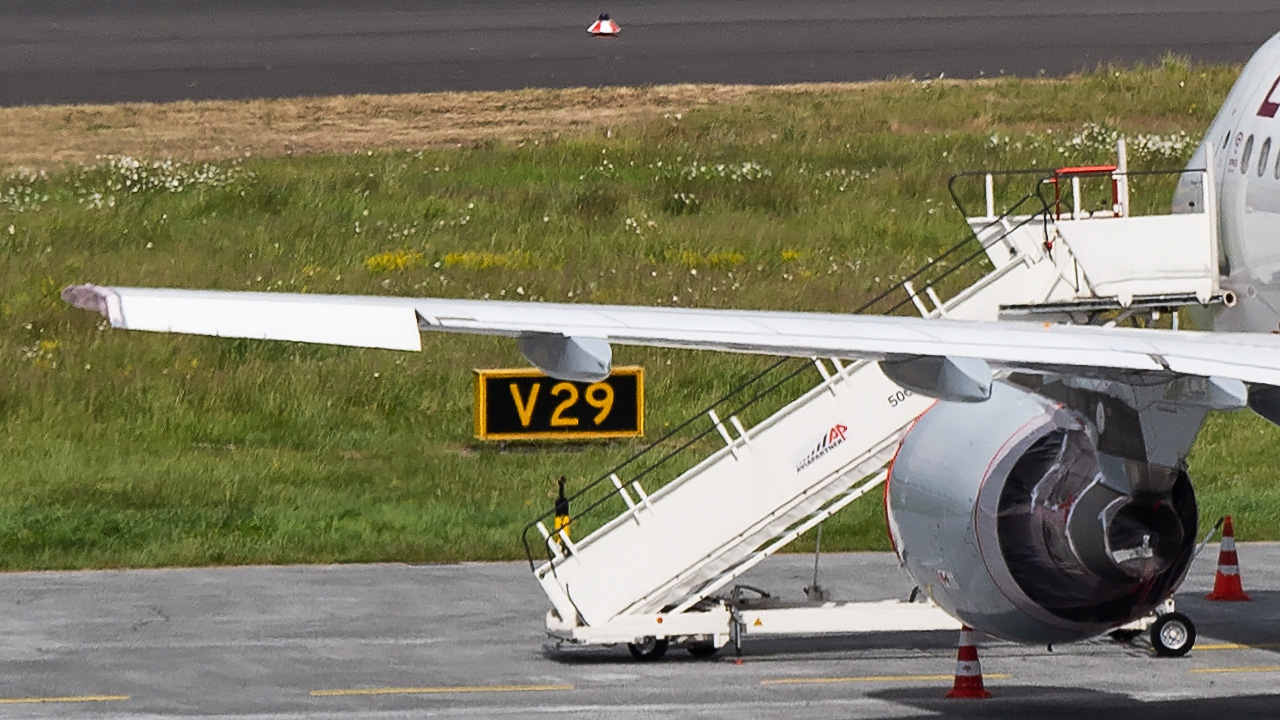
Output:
top-left (885, 381), bottom-right (1197, 644)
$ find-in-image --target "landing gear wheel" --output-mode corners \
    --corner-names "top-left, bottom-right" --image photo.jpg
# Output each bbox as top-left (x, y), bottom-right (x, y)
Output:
top-left (686, 643), bottom-right (720, 659)
top-left (1150, 612), bottom-right (1196, 657)
top-left (627, 637), bottom-right (669, 661)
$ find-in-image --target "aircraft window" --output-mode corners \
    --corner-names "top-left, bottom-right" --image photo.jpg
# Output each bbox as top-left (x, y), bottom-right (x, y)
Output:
top-left (1261, 138), bottom-right (1273, 177)
top-left (1242, 135), bottom-right (1255, 173)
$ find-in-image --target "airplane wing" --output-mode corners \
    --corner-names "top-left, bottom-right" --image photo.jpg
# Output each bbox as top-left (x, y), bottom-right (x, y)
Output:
top-left (60, 283), bottom-right (1280, 389)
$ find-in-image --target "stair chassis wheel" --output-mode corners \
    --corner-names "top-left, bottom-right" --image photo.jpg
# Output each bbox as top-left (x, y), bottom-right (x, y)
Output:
top-left (1150, 612), bottom-right (1196, 657)
top-left (1107, 628), bottom-right (1142, 643)
top-left (627, 636), bottom-right (669, 661)
top-left (686, 642), bottom-right (720, 659)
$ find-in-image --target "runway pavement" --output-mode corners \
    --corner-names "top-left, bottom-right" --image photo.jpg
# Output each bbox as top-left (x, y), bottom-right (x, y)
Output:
top-left (3, 1), bottom-right (1280, 106)
top-left (2, 544), bottom-right (1280, 718)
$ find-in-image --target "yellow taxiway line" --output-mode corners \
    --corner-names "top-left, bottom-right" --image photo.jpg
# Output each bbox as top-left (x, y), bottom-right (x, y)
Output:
top-left (312, 683), bottom-right (573, 697)
top-left (0, 695), bottom-right (129, 705)
top-left (762, 673), bottom-right (1011, 686)
top-left (1195, 643), bottom-right (1280, 651)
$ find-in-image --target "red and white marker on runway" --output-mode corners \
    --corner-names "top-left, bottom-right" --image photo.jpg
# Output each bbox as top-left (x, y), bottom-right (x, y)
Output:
top-left (588, 12), bottom-right (620, 36)
top-left (945, 625), bottom-right (992, 699)
top-left (1206, 515), bottom-right (1252, 601)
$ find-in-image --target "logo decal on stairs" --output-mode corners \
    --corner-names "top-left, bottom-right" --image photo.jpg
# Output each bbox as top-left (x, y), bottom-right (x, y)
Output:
top-left (795, 423), bottom-right (849, 473)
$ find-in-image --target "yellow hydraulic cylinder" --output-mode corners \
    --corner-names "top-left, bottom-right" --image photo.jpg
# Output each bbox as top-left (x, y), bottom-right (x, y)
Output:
top-left (554, 475), bottom-right (571, 543)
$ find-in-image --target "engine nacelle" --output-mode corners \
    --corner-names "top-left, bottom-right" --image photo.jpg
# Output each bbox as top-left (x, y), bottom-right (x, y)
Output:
top-left (886, 381), bottom-right (1197, 644)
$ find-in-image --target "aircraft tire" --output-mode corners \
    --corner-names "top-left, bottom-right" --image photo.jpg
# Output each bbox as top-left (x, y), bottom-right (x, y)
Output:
top-left (1150, 612), bottom-right (1196, 657)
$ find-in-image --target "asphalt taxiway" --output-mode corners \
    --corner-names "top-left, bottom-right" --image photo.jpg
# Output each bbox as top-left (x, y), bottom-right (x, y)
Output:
top-left (2, 543), bottom-right (1280, 718)
top-left (4, 1), bottom-right (1280, 106)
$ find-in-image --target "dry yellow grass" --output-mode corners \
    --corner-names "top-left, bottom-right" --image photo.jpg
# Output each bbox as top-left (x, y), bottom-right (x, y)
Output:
top-left (0, 83), bottom-right (900, 169)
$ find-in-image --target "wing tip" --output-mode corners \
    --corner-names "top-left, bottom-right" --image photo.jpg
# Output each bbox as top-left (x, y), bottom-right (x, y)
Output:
top-left (62, 284), bottom-right (123, 325)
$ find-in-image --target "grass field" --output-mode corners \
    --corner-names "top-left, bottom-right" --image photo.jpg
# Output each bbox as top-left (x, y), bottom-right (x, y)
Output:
top-left (2, 57), bottom-right (1277, 571)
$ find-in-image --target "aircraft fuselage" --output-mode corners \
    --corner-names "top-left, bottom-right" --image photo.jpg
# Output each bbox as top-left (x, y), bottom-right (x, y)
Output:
top-left (1181, 30), bottom-right (1280, 333)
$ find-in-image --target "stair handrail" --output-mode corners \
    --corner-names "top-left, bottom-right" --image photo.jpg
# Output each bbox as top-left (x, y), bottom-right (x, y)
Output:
top-left (519, 355), bottom-right (810, 569)
top-left (1031, 166), bottom-right (1205, 223)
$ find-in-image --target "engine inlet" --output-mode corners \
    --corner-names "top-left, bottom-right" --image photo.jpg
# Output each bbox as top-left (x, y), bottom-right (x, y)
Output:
top-left (997, 428), bottom-right (1197, 624)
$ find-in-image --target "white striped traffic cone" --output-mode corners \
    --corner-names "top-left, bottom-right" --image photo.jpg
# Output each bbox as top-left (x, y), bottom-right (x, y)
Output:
top-left (1206, 515), bottom-right (1252, 601)
top-left (945, 625), bottom-right (992, 699)
top-left (587, 12), bottom-right (620, 36)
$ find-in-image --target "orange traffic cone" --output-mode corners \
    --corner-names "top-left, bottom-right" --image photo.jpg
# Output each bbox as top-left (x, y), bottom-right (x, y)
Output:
top-left (1206, 515), bottom-right (1252, 601)
top-left (945, 626), bottom-right (992, 699)
top-left (587, 12), bottom-right (620, 36)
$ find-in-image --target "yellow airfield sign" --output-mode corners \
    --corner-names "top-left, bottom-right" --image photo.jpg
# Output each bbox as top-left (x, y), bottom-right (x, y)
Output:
top-left (474, 367), bottom-right (644, 441)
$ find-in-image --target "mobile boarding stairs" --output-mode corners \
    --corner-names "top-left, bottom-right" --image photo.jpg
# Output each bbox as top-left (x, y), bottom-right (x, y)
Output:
top-left (521, 141), bottom-right (1223, 658)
